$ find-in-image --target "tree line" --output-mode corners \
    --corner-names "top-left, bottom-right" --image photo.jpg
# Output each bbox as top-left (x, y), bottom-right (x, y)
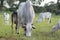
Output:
top-left (0, 0), bottom-right (60, 15)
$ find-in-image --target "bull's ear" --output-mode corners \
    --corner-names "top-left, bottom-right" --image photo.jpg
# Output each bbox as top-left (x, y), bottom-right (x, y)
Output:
top-left (32, 24), bottom-right (36, 29)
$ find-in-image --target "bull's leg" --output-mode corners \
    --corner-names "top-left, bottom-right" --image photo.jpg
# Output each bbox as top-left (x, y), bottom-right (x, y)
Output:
top-left (49, 19), bottom-right (51, 23)
top-left (48, 18), bottom-right (51, 23)
top-left (24, 27), bottom-right (26, 35)
top-left (11, 22), bottom-right (14, 33)
top-left (16, 18), bottom-right (20, 34)
top-left (16, 23), bottom-right (20, 34)
top-left (15, 23), bottom-right (17, 33)
top-left (42, 18), bottom-right (45, 22)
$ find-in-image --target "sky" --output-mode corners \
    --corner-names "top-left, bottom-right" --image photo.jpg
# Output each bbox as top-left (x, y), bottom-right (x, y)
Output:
top-left (40, 0), bottom-right (57, 7)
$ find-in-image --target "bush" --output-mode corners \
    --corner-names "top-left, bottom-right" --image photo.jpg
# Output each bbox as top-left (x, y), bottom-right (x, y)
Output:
top-left (33, 6), bottom-right (46, 13)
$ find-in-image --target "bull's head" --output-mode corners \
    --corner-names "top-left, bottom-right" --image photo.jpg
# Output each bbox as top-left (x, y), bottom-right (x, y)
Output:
top-left (23, 23), bottom-right (36, 36)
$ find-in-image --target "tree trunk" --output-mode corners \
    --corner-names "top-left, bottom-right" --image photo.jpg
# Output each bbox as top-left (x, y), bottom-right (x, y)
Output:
top-left (57, 0), bottom-right (60, 9)
top-left (0, 0), bottom-right (4, 11)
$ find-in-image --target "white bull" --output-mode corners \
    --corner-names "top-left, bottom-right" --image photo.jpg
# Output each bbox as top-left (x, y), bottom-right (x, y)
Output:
top-left (4, 12), bottom-right (9, 25)
top-left (12, 0), bottom-right (35, 36)
top-left (36, 12), bottom-right (51, 23)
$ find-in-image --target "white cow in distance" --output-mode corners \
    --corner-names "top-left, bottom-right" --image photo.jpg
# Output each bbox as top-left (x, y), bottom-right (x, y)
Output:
top-left (52, 20), bottom-right (60, 32)
top-left (4, 12), bottom-right (9, 25)
top-left (36, 12), bottom-right (51, 23)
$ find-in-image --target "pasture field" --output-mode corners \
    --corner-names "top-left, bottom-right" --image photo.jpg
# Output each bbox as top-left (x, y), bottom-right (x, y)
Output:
top-left (0, 12), bottom-right (60, 40)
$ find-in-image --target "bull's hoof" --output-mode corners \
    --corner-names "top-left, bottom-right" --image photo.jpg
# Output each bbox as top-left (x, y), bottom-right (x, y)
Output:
top-left (49, 20), bottom-right (51, 23)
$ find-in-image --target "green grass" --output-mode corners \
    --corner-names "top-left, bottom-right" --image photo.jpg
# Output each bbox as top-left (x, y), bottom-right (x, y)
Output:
top-left (0, 12), bottom-right (60, 40)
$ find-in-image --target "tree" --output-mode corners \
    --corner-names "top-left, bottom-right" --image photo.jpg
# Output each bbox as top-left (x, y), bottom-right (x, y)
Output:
top-left (0, 0), bottom-right (4, 11)
top-left (57, 0), bottom-right (60, 9)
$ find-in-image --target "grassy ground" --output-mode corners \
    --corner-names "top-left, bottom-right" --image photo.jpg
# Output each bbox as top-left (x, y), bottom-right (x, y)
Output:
top-left (0, 12), bottom-right (60, 40)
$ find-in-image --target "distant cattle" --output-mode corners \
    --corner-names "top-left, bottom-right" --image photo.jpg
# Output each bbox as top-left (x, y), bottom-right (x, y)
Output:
top-left (52, 20), bottom-right (60, 32)
top-left (36, 12), bottom-right (51, 23)
top-left (11, 0), bottom-right (35, 36)
top-left (4, 12), bottom-right (9, 25)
